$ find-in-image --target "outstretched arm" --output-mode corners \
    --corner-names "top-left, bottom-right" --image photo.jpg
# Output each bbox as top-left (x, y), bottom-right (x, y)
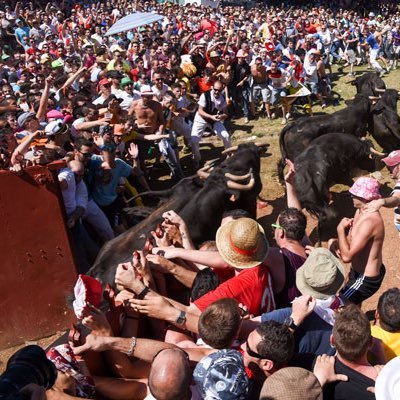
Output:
top-left (284, 159), bottom-right (302, 210)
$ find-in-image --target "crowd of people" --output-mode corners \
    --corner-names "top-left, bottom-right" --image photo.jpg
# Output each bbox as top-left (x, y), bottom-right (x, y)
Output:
top-left (1, 0), bottom-right (400, 399)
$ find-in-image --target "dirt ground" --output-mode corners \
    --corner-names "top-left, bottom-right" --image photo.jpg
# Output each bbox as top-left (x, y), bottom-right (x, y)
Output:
top-left (1, 66), bottom-right (399, 371)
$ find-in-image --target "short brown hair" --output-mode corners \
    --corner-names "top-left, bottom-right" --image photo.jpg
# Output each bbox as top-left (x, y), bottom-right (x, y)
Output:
top-left (198, 298), bottom-right (241, 349)
top-left (333, 304), bottom-right (371, 361)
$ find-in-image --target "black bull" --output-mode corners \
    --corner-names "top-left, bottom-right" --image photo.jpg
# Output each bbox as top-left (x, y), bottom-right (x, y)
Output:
top-left (87, 143), bottom-right (264, 284)
top-left (277, 94), bottom-right (372, 180)
top-left (370, 89), bottom-right (400, 152)
top-left (293, 133), bottom-right (384, 229)
top-left (350, 71), bottom-right (386, 97)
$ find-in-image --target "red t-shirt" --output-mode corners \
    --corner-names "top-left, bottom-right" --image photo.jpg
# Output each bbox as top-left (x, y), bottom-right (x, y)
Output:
top-left (194, 264), bottom-right (275, 316)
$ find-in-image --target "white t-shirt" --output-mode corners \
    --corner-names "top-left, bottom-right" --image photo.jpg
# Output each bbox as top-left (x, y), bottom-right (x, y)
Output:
top-left (58, 168), bottom-right (88, 216)
top-left (194, 91), bottom-right (227, 124)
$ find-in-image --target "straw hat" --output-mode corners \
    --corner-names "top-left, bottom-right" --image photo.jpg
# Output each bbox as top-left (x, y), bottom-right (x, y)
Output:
top-left (216, 218), bottom-right (269, 269)
top-left (296, 248), bottom-right (345, 300)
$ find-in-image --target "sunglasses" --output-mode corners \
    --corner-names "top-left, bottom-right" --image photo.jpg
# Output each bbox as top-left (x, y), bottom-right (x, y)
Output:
top-left (271, 223), bottom-right (286, 231)
top-left (213, 88), bottom-right (223, 92)
top-left (246, 340), bottom-right (264, 359)
top-left (155, 77), bottom-right (163, 81)
top-left (79, 150), bottom-right (92, 158)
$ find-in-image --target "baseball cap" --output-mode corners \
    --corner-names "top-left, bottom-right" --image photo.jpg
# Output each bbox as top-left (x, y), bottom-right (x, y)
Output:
top-left (120, 77), bottom-right (133, 88)
top-left (46, 110), bottom-right (65, 120)
top-left (17, 112), bottom-right (36, 128)
top-left (45, 120), bottom-right (68, 136)
top-left (349, 177), bottom-right (382, 201)
top-left (140, 84), bottom-right (154, 96)
top-left (382, 150), bottom-right (400, 167)
top-left (51, 59), bottom-right (64, 69)
top-left (193, 349), bottom-right (249, 400)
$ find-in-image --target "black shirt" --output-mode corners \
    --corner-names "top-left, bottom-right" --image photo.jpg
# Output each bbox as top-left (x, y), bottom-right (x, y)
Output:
top-left (232, 61), bottom-right (250, 88)
top-left (323, 359), bottom-right (375, 400)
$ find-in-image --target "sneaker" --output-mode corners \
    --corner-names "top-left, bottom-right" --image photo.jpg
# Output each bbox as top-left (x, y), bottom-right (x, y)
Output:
top-left (379, 70), bottom-right (385, 78)
top-left (243, 117), bottom-right (249, 124)
top-left (386, 68), bottom-right (390, 74)
top-left (285, 112), bottom-right (292, 120)
top-left (281, 118), bottom-right (287, 125)
top-left (271, 112), bottom-right (276, 119)
top-left (321, 103), bottom-right (327, 109)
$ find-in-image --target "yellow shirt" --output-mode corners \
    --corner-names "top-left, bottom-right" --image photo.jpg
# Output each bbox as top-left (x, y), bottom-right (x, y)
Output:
top-left (371, 325), bottom-right (400, 361)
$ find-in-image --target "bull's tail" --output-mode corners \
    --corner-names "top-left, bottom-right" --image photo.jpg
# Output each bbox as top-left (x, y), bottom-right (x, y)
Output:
top-left (277, 125), bottom-right (291, 183)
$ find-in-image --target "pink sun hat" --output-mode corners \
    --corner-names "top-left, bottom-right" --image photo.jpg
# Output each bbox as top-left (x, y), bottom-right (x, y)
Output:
top-left (349, 177), bottom-right (382, 201)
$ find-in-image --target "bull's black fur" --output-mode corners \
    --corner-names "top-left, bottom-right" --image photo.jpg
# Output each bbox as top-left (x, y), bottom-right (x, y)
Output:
top-left (278, 94), bottom-right (371, 181)
top-left (293, 133), bottom-right (378, 236)
top-left (87, 143), bottom-right (263, 284)
top-left (370, 89), bottom-right (400, 152)
top-left (351, 71), bottom-right (386, 97)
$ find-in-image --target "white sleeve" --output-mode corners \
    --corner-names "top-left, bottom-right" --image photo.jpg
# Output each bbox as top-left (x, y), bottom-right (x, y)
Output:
top-left (198, 93), bottom-right (207, 108)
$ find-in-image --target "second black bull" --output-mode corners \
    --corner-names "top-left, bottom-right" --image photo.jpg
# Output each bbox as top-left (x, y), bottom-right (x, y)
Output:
top-left (87, 143), bottom-right (264, 284)
top-left (293, 133), bottom-right (385, 235)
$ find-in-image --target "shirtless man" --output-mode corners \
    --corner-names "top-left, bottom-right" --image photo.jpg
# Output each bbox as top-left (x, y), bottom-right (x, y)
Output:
top-left (128, 84), bottom-right (167, 171)
top-left (250, 57), bottom-right (270, 118)
top-left (332, 177), bottom-right (385, 305)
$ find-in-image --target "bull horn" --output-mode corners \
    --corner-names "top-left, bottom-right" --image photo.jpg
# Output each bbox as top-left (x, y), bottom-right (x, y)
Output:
top-left (197, 165), bottom-right (212, 179)
top-left (225, 169), bottom-right (252, 181)
top-left (204, 158), bottom-right (219, 167)
top-left (369, 96), bottom-right (380, 100)
top-left (370, 147), bottom-right (387, 157)
top-left (222, 145), bottom-right (238, 154)
top-left (227, 171), bottom-right (255, 191)
top-left (374, 87), bottom-right (386, 93)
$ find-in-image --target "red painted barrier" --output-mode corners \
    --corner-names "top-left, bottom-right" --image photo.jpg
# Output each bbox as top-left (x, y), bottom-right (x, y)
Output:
top-left (0, 162), bottom-right (77, 349)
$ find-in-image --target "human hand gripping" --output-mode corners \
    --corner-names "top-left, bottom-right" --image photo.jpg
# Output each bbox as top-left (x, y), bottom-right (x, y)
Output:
top-left (115, 262), bottom-right (143, 293)
top-left (72, 333), bottom-right (108, 356)
top-left (313, 355), bottom-right (348, 387)
top-left (363, 199), bottom-right (384, 213)
top-left (291, 295), bottom-right (316, 326)
top-left (81, 303), bottom-right (113, 336)
top-left (284, 158), bottom-right (296, 184)
top-left (128, 291), bottom-right (178, 322)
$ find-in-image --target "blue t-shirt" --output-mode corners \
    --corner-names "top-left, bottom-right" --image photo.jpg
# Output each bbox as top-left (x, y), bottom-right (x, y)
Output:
top-left (89, 154), bottom-right (132, 206)
top-left (261, 307), bottom-right (334, 356)
top-left (366, 33), bottom-right (380, 50)
top-left (15, 26), bottom-right (30, 43)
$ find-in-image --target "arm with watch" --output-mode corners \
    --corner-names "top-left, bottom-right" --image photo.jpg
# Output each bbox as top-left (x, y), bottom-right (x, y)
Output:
top-left (114, 262), bottom-right (200, 333)
top-left (260, 295), bottom-right (316, 333)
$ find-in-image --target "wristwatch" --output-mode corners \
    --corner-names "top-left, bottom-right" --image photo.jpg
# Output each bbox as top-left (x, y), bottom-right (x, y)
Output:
top-left (284, 316), bottom-right (298, 331)
top-left (176, 310), bottom-right (187, 326)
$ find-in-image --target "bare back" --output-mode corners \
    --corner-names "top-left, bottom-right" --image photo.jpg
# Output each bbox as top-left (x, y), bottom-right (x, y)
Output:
top-left (348, 210), bottom-right (385, 277)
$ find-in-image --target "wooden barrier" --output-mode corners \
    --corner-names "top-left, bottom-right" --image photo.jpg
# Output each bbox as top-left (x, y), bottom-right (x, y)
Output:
top-left (0, 162), bottom-right (77, 349)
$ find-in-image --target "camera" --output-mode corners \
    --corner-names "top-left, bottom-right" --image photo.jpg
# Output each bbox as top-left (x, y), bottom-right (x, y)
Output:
top-left (0, 345), bottom-right (57, 400)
